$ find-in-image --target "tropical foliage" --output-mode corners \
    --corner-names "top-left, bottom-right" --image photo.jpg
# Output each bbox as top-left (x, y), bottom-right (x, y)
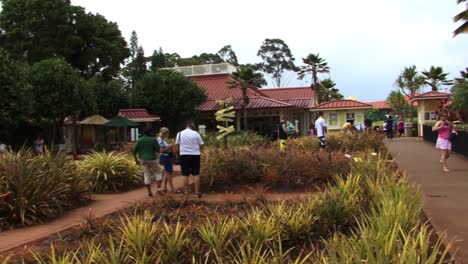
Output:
top-left (0, 149), bottom-right (90, 228)
top-left (319, 78), bottom-right (344, 102)
top-left (298, 53), bottom-right (330, 103)
top-left (422, 66), bottom-right (453, 92)
top-left (80, 152), bottom-right (143, 193)
top-left (22, 156), bottom-right (453, 264)
top-left (386, 91), bottom-right (410, 119)
top-left (395, 65), bottom-right (426, 121)
top-left (454, 0), bottom-right (468, 36)
top-left (257, 38), bottom-right (297, 87)
top-left (451, 68), bottom-right (468, 112)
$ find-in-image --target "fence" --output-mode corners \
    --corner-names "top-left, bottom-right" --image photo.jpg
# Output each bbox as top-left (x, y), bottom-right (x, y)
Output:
top-left (423, 125), bottom-right (468, 158)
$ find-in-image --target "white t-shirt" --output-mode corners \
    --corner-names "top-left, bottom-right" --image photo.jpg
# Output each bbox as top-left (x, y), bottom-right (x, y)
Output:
top-left (315, 117), bottom-right (326, 138)
top-left (176, 128), bottom-right (204, 155)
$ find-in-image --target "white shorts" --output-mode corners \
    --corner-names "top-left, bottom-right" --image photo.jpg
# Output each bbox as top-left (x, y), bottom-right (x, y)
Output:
top-left (436, 138), bottom-right (451, 151)
top-left (141, 160), bottom-right (162, 184)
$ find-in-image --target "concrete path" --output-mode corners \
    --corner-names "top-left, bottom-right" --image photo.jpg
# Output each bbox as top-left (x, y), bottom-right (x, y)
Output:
top-left (386, 138), bottom-right (468, 263)
top-left (0, 173), bottom-right (185, 254)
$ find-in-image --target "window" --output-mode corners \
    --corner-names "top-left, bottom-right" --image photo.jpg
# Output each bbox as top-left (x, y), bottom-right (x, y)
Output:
top-left (329, 113), bottom-right (338, 126)
top-left (424, 111), bottom-right (437, 121)
top-left (346, 112), bottom-right (355, 125)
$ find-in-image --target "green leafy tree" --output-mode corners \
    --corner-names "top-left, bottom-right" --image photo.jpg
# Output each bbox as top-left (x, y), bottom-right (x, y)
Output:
top-left (298, 53), bottom-right (330, 104)
top-left (85, 77), bottom-right (129, 117)
top-left (218, 45), bottom-right (239, 66)
top-left (122, 31), bottom-right (147, 92)
top-left (150, 47), bottom-right (167, 71)
top-left (394, 65), bottom-right (426, 121)
top-left (0, 49), bottom-right (32, 139)
top-left (257, 38), bottom-right (297, 87)
top-left (319, 78), bottom-right (343, 102)
top-left (386, 91), bottom-right (410, 120)
top-left (451, 68), bottom-right (468, 112)
top-left (454, 0), bottom-right (468, 36)
top-left (227, 65), bottom-right (266, 130)
top-left (132, 70), bottom-right (207, 132)
top-left (30, 58), bottom-right (96, 143)
top-left (422, 66), bottom-right (453, 91)
top-left (0, 0), bottom-right (129, 79)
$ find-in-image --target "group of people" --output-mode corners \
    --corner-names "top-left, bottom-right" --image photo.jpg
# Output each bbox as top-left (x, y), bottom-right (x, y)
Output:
top-left (383, 116), bottom-right (405, 139)
top-left (132, 122), bottom-right (204, 198)
top-left (278, 112), bottom-right (328, 151)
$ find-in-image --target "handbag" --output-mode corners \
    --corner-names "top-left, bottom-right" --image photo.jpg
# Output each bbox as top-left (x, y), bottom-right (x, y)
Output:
top-left (173, 132), bottom-right (181, 165)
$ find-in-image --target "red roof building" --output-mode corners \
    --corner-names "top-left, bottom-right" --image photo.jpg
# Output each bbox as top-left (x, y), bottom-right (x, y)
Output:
top-left (368, 100), bottom-right (390, 110)
top-left (411, 91), bottom-right (451, 101)
top-left (118, 109), bottom-right (160, 123)
top-left (312, 100), bottom-right (372, 110)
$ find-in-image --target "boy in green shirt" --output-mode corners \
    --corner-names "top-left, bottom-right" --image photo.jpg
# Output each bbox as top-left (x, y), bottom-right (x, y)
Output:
top-left (133, 127), bottom-right (161, 197)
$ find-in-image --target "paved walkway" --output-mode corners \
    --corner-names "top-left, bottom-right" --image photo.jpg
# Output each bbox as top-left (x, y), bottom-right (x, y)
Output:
top-left (386, 138), bottom-right (468, 263)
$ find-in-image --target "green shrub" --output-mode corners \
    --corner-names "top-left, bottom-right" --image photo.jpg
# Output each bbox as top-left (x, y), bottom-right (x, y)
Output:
top-left (80, 152), bottom-right (143, 193)
top-left (0, 149), bottom-right (90, 228)
top-left (203, 131), bottom-right (270, 149)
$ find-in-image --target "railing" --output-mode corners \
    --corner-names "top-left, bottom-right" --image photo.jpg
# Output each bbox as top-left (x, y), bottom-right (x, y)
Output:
top-left (167, 63), bottom-right (237, 76)
top-left (423, 125), bottom-right (468, 158)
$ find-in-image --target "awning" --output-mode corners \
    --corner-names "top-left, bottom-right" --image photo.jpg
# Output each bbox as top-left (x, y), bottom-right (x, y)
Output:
top-left (80, 115), bottom-right (109, 125)
top-left (104, 117), bottom-right (138, 127)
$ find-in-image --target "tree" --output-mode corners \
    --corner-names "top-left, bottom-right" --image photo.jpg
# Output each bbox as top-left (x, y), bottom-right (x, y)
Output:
top-left (451, 68), bottom-right (468, 112)
top-left (150, 47), bottom-right (167, 71)
top-left (454, 0), bottom-right (468, 36)
top-left (30, 58), bottom-right (96, 143)
top-left (319, 78), bottom-right (344, 102)
top-left (298, 53), bottom-right (330, 104)
top-left (0, 0), bottom-right (130, 79)
top-left (122, 31), bottom-right (147, 92)
top-left (394, 65), bottom-right (426, 121)
top-left (132, 70), bottom-right (207, 132)
top-left (218, 45), bottom-right (239, 66)
top-left (386, 91), bottom-right (410, 120)
top-left (257, 38), bottom-right (297, 87)
top-left (85, 77), bottom-right (129, 117)
top-left (226, 65), bottom-right (266, 130)
top-left (422, 66), bottom-right (453, 91)
top-left (0, 49), bottom-right (32, 139)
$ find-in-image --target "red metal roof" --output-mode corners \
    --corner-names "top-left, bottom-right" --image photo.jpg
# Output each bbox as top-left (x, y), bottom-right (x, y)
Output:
top-left (190, 74), bottom-right (262, 100)
top-left (197, 96), bottom-right (293, 112)
top-left (118, 109), bottom-right (160, 122)
top-left (261, 87), bottom-right (314, 100)
top-left (312, 100), bottom-right (372, 110)
top-left (368, 100), bottom-right (390, 109)
top-left (412, 91), bottom-right (451, 101)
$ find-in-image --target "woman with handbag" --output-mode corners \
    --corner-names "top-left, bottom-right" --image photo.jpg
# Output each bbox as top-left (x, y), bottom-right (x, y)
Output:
top-left (432, 114), bottom-right (457, 172)
top-left (158, 127), bottom-right (177, 193)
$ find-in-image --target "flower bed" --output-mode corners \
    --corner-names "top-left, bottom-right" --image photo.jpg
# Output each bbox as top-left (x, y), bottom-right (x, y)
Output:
top-left (7, 155), bottom-right (453, 263)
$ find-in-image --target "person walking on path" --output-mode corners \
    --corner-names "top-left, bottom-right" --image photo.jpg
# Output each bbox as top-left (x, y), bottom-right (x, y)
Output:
top-left (315, 111), bottom-right (327, 151)
top-left (397, 119), bottom-right (405, 137)
top-left (278, 118), bottom-right (288, 151)
top-left (385, 115), bottom-right (394, 139)
top-left (133, 127), bottom-right (161, 197)
top-left (176, 122), bottom-right (204, 198)
top-left (33, 134), bottom-right (44, 155)
top-left (432, 115), bottom-right (457, 172)
top-left (157, 127), bottom-right (177, 193)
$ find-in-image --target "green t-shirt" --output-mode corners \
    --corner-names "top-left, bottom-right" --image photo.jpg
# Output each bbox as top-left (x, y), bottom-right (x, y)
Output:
top-left (133, 135), bottom-right (160, 161)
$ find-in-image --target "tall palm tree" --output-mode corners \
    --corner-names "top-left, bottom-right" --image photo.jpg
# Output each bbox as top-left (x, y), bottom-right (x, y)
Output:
top-left (454, 0), bottom-right (468, 36)
top-left (422, 66), bottom-right (453, 91)
top-left (227, 65), bottom-right (265, 130)
top-left (395, 65), bottom-right (426, 122)
top-left (319, 78), bottom-right (343, 102)
top-left (297, 53), bottom-right (330, 104)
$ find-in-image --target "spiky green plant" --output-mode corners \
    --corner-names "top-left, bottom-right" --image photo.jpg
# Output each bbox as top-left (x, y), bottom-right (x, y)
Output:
top-left (158, 222), bottom-right (190, 263)
top-left (198, 217), bottom-right (237, 258)
top-left (80, 152), bottom-right (142, 192)
top-left (119, 211), bottom-right (158, 262)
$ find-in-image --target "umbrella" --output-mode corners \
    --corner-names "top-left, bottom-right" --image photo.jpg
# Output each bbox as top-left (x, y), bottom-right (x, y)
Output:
top-left (80, 115), bottom-right (109, 125)
top-left (104, 117), bottom-right (138, 144)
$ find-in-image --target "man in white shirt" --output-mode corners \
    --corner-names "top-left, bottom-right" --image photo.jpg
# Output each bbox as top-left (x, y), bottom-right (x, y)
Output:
top-left (175, 122), bottom-right (204, 197)
top-left (314, 111), bottom-right (327, 151)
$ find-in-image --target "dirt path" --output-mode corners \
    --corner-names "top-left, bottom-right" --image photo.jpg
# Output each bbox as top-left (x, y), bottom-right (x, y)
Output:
top-left (386, 138), bottom-right (468, 264)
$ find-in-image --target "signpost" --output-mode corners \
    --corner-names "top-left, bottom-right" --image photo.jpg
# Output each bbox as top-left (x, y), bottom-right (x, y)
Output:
top-left (215, 98), bottom-right (235, 149)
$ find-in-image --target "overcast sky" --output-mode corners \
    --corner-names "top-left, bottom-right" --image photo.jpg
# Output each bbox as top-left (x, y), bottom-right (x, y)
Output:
top-left (72, 0), bottom-right (467, 102)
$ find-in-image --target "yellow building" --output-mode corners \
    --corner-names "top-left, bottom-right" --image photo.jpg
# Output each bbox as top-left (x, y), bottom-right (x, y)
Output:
top-left (310, 100), bottom-right (373, 130)
top-left (411, 91), bottom-right (452, 137)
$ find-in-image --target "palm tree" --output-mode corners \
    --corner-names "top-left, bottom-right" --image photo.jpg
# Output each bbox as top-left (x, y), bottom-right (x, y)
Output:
top-left (454, 0), bottom-right (468, 36)
top-left (298, 53), bottom-right (330, 104)
top-left (319, 78), bottom-right (344, 102)
top-left (395, 65), bottom-right (426, 122)
top-left (227, 65), bottom-right (265, 130)
top-left (422, 66), bottom-right (453, 91)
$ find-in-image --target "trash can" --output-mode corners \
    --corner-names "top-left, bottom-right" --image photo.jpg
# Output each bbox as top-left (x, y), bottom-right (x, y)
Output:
top-left (404, 122), bottom-right (413, 137)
